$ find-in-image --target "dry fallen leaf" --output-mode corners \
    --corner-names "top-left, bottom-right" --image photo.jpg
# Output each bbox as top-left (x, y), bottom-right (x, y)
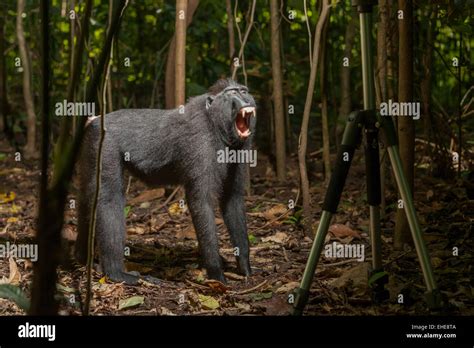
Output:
top-left (9, 204), bottom-right (21, 213)
top-left (0, 191), bottom-right (16, 204)
top-left (248, 204), bottom-right (287, 220)
top-left (8, 257), bottom-right (21, 285)
top-left (92, 282), bottom-right (124, 298)
top-left (263, 204), bottom-right (287, 220)
top-left (261, 232), bottom-right (289, 244)
top-left (224, 272), bottom-right (245, 281)
top-left (188, 268), bottom-right (205, 283)
top-left (176, 225), bottom-right (196, 240)
top-left (275, 281), bottom-right (299, 294)
top-left (160, 306), bottom-right (176, 315)
top-left (234, 302), bottom-right (251, 311)
top-left (127, 225), bottom-right (146, 235)
top-left (329, 224), bottom-right (361, 240)
top-left (168, 202), bottom-right (187, 217)
top-left (118, 295), bottom-right (144, 310)
top-left (0, 257), bottom-right (21, 285)
top-left (198, 294), bottom-right (220, 310)
top-left (431, 257), bottom-right (443, 268)
top-left (426, 190), bottom-right (434, 200)
top-left (331, 263), bottom-right (369, 296)
top-left (129, 188), bottom-right (165, 204)
top-left (204, 279), bottom-right (228, 293)
top-left (62, 225), bottom-right (77, 241)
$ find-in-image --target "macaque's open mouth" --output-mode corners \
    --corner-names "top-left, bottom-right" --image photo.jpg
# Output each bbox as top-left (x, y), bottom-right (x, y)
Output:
top-left (235, 106), bottom-right (256, 138)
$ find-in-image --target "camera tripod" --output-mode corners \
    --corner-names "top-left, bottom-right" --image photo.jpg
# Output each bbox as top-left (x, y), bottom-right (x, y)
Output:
top-left (293, 0), bottom-right (442, 315)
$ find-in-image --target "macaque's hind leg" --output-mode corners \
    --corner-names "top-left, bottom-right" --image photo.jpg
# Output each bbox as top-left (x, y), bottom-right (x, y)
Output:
top-left (95, 170), bottom-right (139, 285)
top-left (76, 136), bottom-right (138, 285)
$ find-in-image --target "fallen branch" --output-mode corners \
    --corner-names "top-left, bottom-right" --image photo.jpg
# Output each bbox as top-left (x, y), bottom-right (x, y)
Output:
top-left (151, 186), bottom-right (181, 213)
top-left (233, 280), bottom-right (268, 295)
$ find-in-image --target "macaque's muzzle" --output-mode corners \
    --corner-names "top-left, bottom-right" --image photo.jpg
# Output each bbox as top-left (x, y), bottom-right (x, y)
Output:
top-left (232, 96), bottom-right (256, 139)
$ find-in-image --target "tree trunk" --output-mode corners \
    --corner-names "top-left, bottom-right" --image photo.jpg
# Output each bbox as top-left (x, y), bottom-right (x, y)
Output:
top-left (377, 0), bottom-right (389, 216)
top-left (336, 16), bottom-right (355, 151)
top-left (338, 17), bottom-right (355, 121)
top-left (30, 0), bottom-right (129, 315)
top-left (394, 0), bottom-right (414, 249)
top-left (0, 3), bottom-right (8, 135)
top-left (174, 0), bottom-right (188, 107)
top-left (55, 0), bottom-right (92, 161)
top-left (165, 0), bottom-right (199, 108)
top-left (376, 0), bottom-right (388, 104)
top-left (106, 0), bottom-right (114, 113)
top-left (298, 0), bottom-right (330, 235)
top-left (270, 0), bottom-right (286, 181)
top-left (319, 7), bottom-right (331, 181)
top-left (31, 0), bottom-right (51, 315)
top-left (387, 4), bottom-right (397, 101)
top-left (226, 0), bottom-right (235, 62)
top-left (421, 6), bottom-right (435, 147)
top-left (16, 0), bottom-right (37, 158)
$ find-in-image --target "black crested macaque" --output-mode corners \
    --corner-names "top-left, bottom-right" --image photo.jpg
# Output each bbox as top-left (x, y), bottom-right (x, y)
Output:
top-left (76, 79), bottom-right (257, 284)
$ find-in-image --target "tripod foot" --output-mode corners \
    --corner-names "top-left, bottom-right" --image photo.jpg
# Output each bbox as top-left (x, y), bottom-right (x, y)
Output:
top-left (425, 288), bottom-right (443, 310)
top-left (292, 288), bottom-right (310, 316)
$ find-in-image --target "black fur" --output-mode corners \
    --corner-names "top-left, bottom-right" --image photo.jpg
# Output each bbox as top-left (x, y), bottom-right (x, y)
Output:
top-left (76, 79), bottom-right (257, 284)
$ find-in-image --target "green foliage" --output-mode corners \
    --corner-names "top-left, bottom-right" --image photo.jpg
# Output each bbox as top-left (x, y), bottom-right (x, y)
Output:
top-left (1, 0), bottom-right (471, 156)
top-left (248, 233), bottom-right (257, 245)
top-left (368, 271), bottom-right (389, 288)
top-left (0, 284), bottom-right (30, 312)
top-left (285, 208), bottom-right (303, 225)
top-left (124, 205), bottom-right (131, 218)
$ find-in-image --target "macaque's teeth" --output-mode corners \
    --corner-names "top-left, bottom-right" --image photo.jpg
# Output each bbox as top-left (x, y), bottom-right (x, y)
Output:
top-left (241, 106), bottom-right (255, 115)
top-left (235, 124), bottom-right (251, 138)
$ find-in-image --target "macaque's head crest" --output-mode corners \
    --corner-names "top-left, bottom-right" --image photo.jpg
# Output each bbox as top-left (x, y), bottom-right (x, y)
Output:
top-left (206, 79), bottom-right (256, 146)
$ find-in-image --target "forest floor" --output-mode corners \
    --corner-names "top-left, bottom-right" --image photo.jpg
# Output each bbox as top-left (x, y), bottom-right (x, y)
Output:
top-left (0, 138), bottom-right (473, 316)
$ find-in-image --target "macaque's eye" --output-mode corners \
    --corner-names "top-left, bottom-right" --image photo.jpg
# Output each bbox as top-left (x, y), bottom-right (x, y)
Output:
top-left (230, 90), bottom-right (238, 95)
top-left (240, 89), bottom-right (248, 95)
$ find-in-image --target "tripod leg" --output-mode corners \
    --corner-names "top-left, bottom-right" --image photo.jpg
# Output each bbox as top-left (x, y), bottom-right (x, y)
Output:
top-left (293, 111), bottom-right (363, 315)
top-left (364, 116), bottom-right (389, 302)
top-left (381, 118), bottom-right (442, 309)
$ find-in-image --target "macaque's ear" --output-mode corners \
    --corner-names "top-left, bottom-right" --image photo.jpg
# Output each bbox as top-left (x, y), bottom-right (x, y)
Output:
top-left (206, 96), bottom-right (215, 110)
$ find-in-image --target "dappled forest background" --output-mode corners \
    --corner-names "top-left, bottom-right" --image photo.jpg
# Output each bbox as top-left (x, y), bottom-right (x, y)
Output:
top-left (0, 0), bottom-right (473, 316)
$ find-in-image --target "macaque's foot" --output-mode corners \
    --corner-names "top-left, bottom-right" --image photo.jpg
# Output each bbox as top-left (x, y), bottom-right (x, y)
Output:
top-left (207, 268), bottom-right (227, 284)
top-left (107, 270), bottom-right (140, 285)
top-left (141, 275), bottom-right (161, 285)
top-left (237, 257), bottom-right (252, 277)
